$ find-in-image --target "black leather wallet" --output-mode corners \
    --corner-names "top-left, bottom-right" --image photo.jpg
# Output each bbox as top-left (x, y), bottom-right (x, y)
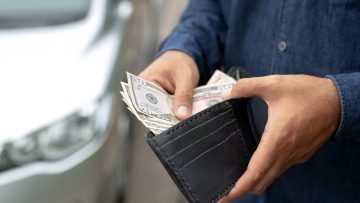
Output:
top-left (145, 67), bottom-right (268, 203)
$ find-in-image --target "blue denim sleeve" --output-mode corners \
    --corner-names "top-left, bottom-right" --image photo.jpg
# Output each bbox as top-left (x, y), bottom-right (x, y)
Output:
top-left (326, 72), bottom-right (360, 140)
top-left (158, 0), bottom-right (226, 84)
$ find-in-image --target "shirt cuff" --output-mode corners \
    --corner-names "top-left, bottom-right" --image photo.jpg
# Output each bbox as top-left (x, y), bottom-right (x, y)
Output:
top-left (326, 73), bottom-right (360, 140)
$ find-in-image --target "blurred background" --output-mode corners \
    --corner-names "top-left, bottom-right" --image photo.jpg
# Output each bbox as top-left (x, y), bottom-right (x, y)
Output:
top-left (0, 0), bottom-right (188, 202)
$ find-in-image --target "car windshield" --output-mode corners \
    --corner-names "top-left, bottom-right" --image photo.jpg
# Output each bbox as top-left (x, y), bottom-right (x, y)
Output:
top-left (0, 0), bottom-right (90, 28)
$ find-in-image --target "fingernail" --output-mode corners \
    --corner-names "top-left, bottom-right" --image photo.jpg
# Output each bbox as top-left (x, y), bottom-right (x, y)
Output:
top-left (221, 89), bottom-right (232, 99)
top-left (177, 105), bottom-right (189, 117)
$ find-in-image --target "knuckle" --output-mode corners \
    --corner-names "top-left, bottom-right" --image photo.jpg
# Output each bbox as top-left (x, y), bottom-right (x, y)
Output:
top-left (154, 76), bottom-right (168, 85)
top-left (251, 173), bottom-right (276, 195)
top-left (258, 185), bottom-right (267, 194)
top-left (251, 180), bottom-right (270, 195)
top-left (265, 75), bottom-right (283, 89)
top-left (175, 90), bottom-right (192, 97)
top-left (296, 153), bottom-right (312, 164)
top-left (234, 79), bottom-right (249, 92)
top-left (175, 91), bottom-right (192, 102)
top-left (269, 74), bottom-right (282, 82)
top-left (251, 169), bottom-right (266, 183)
top-left (251, 186), bottom-right (265, 195)
top-left (174, 65), bottom-right (193, 79)
top-left (280, 136), bottom-right (296, 149)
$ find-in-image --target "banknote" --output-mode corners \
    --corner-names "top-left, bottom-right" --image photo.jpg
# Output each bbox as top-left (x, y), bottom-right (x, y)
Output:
top-left (121, 71), bottom-right (236, 135)
top-left (123, 99), bottom-right (172, 132)
top-left (206, 70), bottom-right (236, 85)
top-left (121, 82), bottom-right (176, 126)
top-left (121, 83), bottom-right (171, 134)
top-left (122, 98), bottom-right (170, 130)
top-left (192, 83), bottom-right (234, 114)
top-left (126, 107), bottom-right (170, 130)
top-left (127, 72), bottom-right (180, 124)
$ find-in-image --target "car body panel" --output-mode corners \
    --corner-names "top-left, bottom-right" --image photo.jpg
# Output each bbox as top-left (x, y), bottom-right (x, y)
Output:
top-left (0, 0), bottom-right (123, 144)
top-left (0, 0), bottom-right (137, 202)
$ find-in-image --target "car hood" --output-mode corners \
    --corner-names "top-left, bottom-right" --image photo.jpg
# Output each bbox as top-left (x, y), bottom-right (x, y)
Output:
top-left (0, 19), bottom-right (120, 144)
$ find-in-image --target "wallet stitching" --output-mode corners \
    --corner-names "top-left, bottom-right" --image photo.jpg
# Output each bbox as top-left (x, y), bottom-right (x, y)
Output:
top-left (210, 182), bottom-right (236, 203)
top-left (154, 100), bottom-right (251, 203)
top-left (208, 109), bottom-right (250, 202)
top-left (236, 126), bottom-right (249, 157)
top-left (152, 102), bottom-right (233, 203)
top-left (153, 135), bottom-right (201, 203)
top-left (164, 102), bottom-right (232, 136)
top-left (167, 119), bottom-right (237, 160)
top-left (231, 109), bottom-right (250, 157)
top-left (180, 129), bottom-right (240, 169)
top-left (162, 108), bottom-right (233, 148)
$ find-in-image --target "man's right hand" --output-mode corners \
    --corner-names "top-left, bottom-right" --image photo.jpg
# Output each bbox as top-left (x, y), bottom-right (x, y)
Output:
top-left (139, 50), bottom-right (199, 120)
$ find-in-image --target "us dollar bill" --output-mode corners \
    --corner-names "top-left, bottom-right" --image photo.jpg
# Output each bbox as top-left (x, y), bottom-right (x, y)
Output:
top-left (121, 82), bottom-right (174, 134)
top-left (192, 83), bottom-right (234, 114)
top-left (126, 72), bottom-right (180, 124)
top-left (206, 70), bottom-right (236, 85)
top-left (121, 82), bottom-right (176, 126)
top-left (121, 71), bottom-right (236, 135)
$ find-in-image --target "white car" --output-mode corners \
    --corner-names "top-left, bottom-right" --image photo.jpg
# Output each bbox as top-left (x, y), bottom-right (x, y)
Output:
top-left (0, 0), bottom-right (149, 202)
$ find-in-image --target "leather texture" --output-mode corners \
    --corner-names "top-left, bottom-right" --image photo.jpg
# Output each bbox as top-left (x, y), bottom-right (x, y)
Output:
top-left (145, 98), bottom-right (263, 203)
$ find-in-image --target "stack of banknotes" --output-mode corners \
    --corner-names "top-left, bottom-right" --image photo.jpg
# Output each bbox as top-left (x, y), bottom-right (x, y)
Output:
top-left (120, 70), bottom-right (237, 135)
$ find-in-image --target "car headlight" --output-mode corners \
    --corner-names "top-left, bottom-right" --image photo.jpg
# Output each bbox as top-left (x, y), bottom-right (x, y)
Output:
top-left (0, 94), bottom-right (114, 171)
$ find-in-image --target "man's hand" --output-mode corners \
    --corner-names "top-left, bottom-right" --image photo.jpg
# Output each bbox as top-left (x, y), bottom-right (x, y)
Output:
top-left (139, 50), bottom-right (199, 120)
top-left (219, 75), bottom-right (341, 202)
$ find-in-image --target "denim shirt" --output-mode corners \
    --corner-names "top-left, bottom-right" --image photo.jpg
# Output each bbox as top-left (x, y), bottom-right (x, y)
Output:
top-left (159, 0), bottom-right (360, 202)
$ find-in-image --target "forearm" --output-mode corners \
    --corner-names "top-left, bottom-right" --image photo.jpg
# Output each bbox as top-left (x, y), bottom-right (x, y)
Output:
top-left (326, 72), bottom-right (360, 139)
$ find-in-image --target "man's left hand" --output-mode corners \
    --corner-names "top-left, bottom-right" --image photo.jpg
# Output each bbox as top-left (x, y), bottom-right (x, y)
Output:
top-left (219, 74), bottom-right (341, 202)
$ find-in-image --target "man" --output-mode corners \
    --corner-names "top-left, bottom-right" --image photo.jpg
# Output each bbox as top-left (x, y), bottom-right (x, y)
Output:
top-left (139, 1), bottom-right (360, 202)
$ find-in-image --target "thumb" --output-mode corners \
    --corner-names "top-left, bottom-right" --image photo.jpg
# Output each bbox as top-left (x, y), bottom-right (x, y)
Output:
top-left (222, 77), bottom-right (270, 100)
top-left (173, 79), bottom-right (194, 120)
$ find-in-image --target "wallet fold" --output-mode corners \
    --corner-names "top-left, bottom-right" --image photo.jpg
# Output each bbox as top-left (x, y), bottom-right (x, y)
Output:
top-left (145, 98), bottom-right (262, 203)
